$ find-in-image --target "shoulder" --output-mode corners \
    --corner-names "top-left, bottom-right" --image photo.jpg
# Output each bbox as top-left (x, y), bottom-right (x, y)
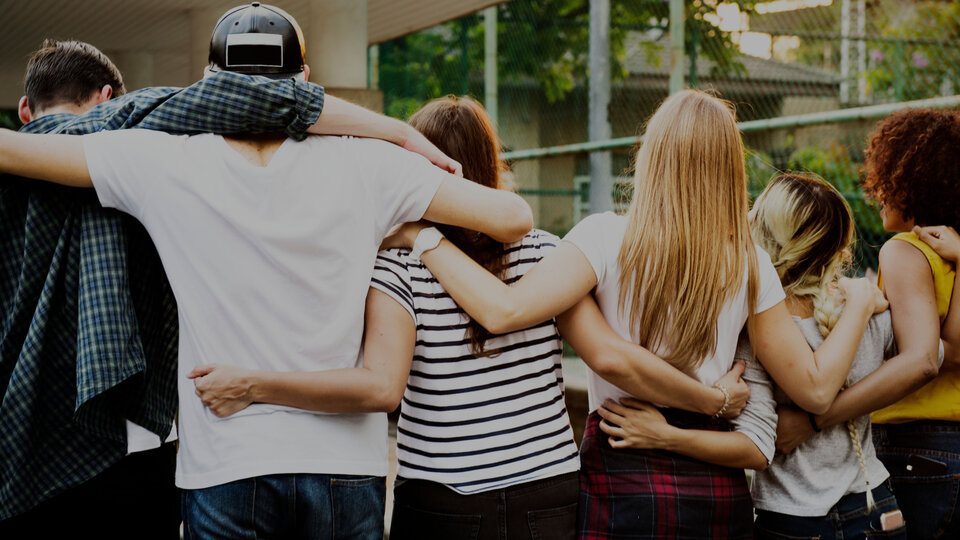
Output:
top-left (564, 211), bottom-right (625, 243)
top-left (879, 234), bottom-right (934, 284)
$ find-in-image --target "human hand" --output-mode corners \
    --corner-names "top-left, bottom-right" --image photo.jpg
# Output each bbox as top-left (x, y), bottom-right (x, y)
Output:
top-left (838, 276), bottom-right (888, 315)
top-left (187, 364), bottom-right (255, 418)
top-left (914, 225), bottom-right (960, 264)
top-left (381, 221), bottom-right (430, 251)
top-left (401, 126), bottom-right (463, 177)
top-left (774, 404), bottom-right (815, 454)
top-left (597, 398), bottom-right (676, 450)
top-left (713, 360), bottom-right (750, 418)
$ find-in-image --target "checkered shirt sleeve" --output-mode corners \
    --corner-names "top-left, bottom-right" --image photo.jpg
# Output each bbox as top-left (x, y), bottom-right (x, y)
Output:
top-left (0, 73), bottom-right (324, 520)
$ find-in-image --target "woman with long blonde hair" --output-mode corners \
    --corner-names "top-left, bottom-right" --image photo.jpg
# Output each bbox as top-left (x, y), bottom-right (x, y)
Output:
top-left (602, 173), bottom-right (916, 539)
top-left (384, 90), bottom-right (887, 538)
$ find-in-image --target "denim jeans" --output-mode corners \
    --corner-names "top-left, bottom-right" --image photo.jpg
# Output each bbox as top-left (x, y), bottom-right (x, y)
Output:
top-left (754, 481), bottom-right (906, 540)
top-left (874, 420), bottom-right (960, 540)
top-left (182, 473), bottom-right (385, 540)
top-left (389, 472), bottom-right (579, 540)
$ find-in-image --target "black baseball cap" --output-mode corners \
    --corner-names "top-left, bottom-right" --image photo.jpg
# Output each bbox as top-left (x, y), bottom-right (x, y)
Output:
top-left (208, 2), bottom-right (305, 78)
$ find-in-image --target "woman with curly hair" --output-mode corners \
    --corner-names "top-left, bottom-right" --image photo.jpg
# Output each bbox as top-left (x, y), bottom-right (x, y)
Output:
top-left (774, 109), bottom-right (960, 539)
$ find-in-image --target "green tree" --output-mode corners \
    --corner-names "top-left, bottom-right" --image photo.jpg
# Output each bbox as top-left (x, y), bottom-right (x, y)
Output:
top-left (377, 0), bottom-right (753, 117)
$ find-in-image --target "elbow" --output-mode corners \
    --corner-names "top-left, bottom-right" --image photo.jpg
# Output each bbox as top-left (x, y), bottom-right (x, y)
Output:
top-left (494, 195), bottom-right (533, 243)
top-left (584, 346), bottom-right (627, 383)
top-left (366, 380), bottom-right (405, 413)
top-left (917, 349), bottom-right (940, 382)
top-left (750, 457), bottom-right (769, 472)
top-left (480, 304), bottom-right (525, 335)
top-left (796, 389), bottom-right (833, 416)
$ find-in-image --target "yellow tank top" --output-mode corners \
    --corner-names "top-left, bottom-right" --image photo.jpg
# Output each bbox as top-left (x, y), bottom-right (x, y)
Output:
top-left (872, 232), bottom-right (959, 424)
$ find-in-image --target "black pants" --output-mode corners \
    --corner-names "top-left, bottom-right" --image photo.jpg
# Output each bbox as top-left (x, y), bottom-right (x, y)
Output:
top-left (389, 472), bottom-right (579, 540)
top-left (0, 441), bottom-right (180, 540)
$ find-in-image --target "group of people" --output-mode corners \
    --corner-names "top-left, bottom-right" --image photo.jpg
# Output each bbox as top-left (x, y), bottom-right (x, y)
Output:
top-left (0, 2), bottom-right (958, 540)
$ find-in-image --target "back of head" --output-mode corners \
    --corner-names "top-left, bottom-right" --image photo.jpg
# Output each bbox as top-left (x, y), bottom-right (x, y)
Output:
top-left (24, 39), bottom-right (125, 114)
top-left (862, 108), bottom-right (960, 230)
top-left (750, 173), bottom-right (856, 337)
top-left (618, 89), bottom-right (754, 370)
top-left (208, 2), bottom-right (305, 79)
top-left (408, 96), bottom-right (507, 356)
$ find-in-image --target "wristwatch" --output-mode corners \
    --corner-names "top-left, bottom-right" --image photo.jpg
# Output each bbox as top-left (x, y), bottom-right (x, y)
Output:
top-left (410, 227), bottom-right (444, 262)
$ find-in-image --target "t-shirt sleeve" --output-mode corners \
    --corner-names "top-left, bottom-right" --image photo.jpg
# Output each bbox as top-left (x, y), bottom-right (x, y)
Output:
top-left (729, 336), bottom-right (778, 464)
top-left (370, 249), bottom-right (417, 323)
top-left (354, 138), bottom-right (447, 239)
top-left (754, 244), bottom-right (787, 314)
top-left (82, 129), bottom-right (184, 219)
top-left (562, 213), bottom-right (611, 284)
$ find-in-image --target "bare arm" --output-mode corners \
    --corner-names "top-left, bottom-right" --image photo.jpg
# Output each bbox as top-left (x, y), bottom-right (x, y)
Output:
top-left (406, 234), bottom-right (597, 334)
top-left (190, 288), bottom-right (414, 416)
top-left (0, 130), bottom-right (91, 187)
top-left (915, 225), bottom-right (960, 370)
top-left (597, 398), bottom-right (768, 470)
top-left (307, 95), bottom-right (462, 176)
top-left (557, 296), bottom-right (749, 417)
top-left (421, 177), bottom-right (533, 244)
top-left (750, 277), bottom-right (886, 415)
top-left (774, 240), bottom-right (942, 452)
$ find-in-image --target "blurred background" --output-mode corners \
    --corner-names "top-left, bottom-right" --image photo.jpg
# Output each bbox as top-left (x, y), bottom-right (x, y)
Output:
top-left (3, 0), bottom-right (958, 270)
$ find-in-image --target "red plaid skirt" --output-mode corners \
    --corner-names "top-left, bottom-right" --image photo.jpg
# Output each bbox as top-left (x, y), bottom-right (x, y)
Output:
top-left (577, 410), bottom-right (753, 540)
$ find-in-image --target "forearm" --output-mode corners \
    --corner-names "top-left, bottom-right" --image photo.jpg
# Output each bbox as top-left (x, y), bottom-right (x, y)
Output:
top-left (814, 345), bottom-right (939, 430)
top-left (419, 240), bottom-right (595, 335)
top-left (249, 368), bottom-right (401, 413)
top-left (803, 299), bottom-right (873, 409)
top-left (663, 428), bottom-right (768, 470)
top-left (306, 95), bottom-right (408, 143)
top-left (0, 130), bottom-right (91, 187)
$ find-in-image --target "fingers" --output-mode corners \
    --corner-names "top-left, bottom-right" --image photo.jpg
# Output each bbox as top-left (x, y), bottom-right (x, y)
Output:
top-left (597, 402), bottom-right (625, 425)
top-left (618, 397), bottom-right (650, 410)
top-left (187, 364), bottom-right (216, 379)
top-left (600, 399), bottom-right (629, 417)
top-left (598, 418), bottom-right (625, 440)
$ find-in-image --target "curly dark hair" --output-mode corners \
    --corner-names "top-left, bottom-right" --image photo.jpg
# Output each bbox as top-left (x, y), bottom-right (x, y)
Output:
top-left (862, 108), bottom-right (960, 230)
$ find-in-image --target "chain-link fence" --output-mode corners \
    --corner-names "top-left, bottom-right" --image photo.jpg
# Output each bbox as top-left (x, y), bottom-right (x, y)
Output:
top-left (372, 0), bottom-right (960, 271)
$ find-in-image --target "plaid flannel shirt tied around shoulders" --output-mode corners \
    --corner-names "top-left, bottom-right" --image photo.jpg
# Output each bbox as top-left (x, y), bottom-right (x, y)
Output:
top-left (0, 71), bottom-right (324, 519)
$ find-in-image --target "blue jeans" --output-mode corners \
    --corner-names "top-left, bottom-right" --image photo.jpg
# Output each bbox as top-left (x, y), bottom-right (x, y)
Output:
top-left (754, 482), bottom-right (906, 540)
top-left (874, 420), bottom-right (960, 540)
top-left (390, 472), bottom-right (579, 540)
top-left (182, 473), bottom-right (385, 540)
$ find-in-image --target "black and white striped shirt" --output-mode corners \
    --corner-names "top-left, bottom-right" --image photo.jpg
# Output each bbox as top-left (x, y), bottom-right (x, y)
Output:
top-left (371, 229), bottom-right (579, 494)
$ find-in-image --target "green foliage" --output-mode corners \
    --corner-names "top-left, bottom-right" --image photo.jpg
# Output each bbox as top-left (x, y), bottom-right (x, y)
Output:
top-left (785, 144), bottom-right (887, 270)
top-left (0, 110), bottom-right (19, 130)
top-left (864, 1), bottom-right (960, 102)
top-left (377, 0), bottom-right (752, 115)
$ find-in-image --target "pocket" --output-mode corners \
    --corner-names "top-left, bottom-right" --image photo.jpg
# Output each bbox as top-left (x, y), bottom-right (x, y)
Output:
top-left (390, 505), bottom-right (481, 540)
top-left (864, 523), bottom-right (907, 539)
top-left (878, 450), bottom-right (960, 539)
top-left (528, 502), bottom-right (577, 540)
top-left (330, 476), bottom-right (385, 539)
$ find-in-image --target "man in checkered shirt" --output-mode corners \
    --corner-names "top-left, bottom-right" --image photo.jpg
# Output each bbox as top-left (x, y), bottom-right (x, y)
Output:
top-left (0, 37), bottom-right (456, 538)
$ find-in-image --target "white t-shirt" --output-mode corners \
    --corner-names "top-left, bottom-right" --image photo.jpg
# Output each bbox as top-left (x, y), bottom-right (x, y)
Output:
top-left (83, 130), bottom-right (446, 489)
top-left (563, 212), bottom-right (785, 412)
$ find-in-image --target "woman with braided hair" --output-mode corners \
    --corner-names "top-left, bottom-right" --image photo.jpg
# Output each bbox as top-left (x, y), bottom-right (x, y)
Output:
top-left (600, 173), bottom-right (916, 539)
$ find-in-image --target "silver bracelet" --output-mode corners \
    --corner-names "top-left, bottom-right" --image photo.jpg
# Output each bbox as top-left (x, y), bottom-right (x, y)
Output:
top-left (712, 384), bottom-right (730, 418)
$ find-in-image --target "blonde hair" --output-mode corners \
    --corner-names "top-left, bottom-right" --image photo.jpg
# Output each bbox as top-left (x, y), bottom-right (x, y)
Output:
top-left (617, 90), bottom-right (758, 371)
top-left (749, 173), bottom-right (875, 510)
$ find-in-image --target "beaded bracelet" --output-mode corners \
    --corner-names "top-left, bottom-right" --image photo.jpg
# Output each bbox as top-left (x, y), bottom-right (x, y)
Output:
top-left (712, 384), bottom-right (730, 418)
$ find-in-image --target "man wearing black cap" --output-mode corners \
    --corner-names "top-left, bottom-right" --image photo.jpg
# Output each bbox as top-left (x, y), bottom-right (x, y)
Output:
top-left (0, 3), bottom-right (530, 539)
top-left (0, 7), bottom-right (461, 539)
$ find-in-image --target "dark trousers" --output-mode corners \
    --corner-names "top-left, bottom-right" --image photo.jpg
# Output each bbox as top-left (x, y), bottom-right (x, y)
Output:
top-left (874, 420), bottom-right (960, 540)
top-left (0, 441), bottom-right (180, 540)
top-left (389, 472), bottom-right (579, 540)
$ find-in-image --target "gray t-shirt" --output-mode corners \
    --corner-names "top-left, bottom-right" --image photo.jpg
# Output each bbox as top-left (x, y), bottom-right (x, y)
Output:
top-left (751, 311), bottom-right (895, 516)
